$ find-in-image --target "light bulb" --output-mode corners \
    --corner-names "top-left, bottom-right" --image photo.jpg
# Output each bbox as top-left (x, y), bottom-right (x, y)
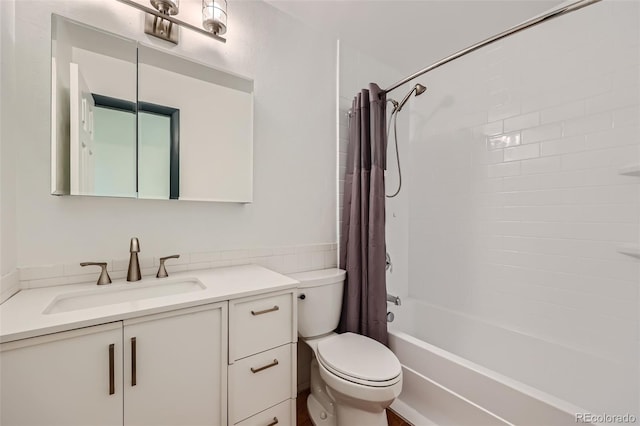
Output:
top-left (202, 0), bottom-right (227, 35)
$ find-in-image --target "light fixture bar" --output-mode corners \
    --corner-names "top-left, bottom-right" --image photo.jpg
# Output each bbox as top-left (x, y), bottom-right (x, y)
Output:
top-left (116, 0), bottom-right (227, 44)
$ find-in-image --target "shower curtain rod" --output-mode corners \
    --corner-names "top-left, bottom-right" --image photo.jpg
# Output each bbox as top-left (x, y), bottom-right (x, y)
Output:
top-left (383, 0), bottom-right (601, 96)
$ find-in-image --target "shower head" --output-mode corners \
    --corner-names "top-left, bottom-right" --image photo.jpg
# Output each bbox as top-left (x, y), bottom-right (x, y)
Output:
top-left (394, 83), bottom-right (427, 113)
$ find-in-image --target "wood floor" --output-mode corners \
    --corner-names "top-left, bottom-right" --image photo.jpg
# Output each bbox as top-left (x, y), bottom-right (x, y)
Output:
top-left (296, 390), bottom-right (412, 426)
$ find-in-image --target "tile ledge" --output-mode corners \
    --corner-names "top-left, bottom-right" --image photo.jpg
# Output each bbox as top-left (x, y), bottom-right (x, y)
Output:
top-left (15, 243), bottom-right (338, 290)
top-left (0, 270), bottom-right (20, 304)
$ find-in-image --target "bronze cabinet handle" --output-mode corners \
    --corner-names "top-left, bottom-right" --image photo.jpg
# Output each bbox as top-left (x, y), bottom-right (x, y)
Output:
top-left (266, 417), bottom-right (279, 426)
top-left (251, 306), bottom-right (279, 316)
top-left (108, 344), bottom-right (115, 395)
top-left (131, 337), bottom-right (137, 386)
top-left (250, 359), bottom-right (279, 374)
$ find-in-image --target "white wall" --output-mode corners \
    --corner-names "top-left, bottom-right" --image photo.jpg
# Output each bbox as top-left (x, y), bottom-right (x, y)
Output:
top-left (408, 0), bottom-right (638, 417)
top-left (9, 0), bottom-right (336, 269)
top-left (0, 0), bottom-right (19, 302)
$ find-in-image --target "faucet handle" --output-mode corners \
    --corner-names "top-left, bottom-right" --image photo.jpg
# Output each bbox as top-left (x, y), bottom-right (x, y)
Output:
top-left (80, 262), bottom-right (112, 285)
top-left (157, 255), bottom-right (180, 278)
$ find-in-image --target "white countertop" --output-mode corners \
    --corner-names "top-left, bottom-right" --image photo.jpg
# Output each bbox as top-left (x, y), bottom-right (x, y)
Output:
top-left (0, 264), bottom-right (299, 344)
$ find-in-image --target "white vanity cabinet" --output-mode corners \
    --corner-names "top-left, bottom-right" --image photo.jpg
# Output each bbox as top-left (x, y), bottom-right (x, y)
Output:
top-left (0, 322), bottom-right (124, 426)
top-left (0, 302), bottom-right (228, 426)
top-left (228, 290), bottom-right (297, 425)
top-left (123, 303), bottom-right (228, 426)
top-left (0, 265), bottom-right (300, 426)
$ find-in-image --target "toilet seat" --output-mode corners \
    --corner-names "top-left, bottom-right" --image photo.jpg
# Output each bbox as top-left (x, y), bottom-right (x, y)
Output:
top-left (317, 332), bottom-right (401, 387)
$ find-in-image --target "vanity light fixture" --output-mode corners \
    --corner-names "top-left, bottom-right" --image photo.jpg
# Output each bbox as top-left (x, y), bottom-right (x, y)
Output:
top-left (116, 0), bottom-right (227, 45)
top-left (146, 0), bottom-right (180, 44)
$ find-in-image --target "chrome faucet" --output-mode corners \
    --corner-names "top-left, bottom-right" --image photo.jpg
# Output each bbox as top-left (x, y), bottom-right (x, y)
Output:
top-left (127, 237), bottom-right (142, 282)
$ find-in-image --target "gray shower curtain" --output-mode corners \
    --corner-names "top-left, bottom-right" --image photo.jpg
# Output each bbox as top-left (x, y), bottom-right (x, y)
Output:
top-left (338, 83), bottom-right (388, 346)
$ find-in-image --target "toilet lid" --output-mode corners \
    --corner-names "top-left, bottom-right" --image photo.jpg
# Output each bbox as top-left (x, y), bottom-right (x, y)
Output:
top-left (317, 333), bottom-right (401, 383)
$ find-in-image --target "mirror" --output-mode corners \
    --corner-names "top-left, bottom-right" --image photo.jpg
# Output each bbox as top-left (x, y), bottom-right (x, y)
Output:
top-left (51, 15), bottom-right (137, 197)
top-left (51, 15), bottom-right (254, 203)
top-left (138, 46), bottom-right (254, 202)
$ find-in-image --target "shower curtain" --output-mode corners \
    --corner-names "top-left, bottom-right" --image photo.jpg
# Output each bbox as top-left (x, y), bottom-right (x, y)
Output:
top-left (338, 83), bottom-right (389, 346)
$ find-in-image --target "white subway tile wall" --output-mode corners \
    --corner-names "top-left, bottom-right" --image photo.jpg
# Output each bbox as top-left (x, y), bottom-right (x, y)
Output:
top-left (408, 0), bottom-right (638, 418)
top-left (17, 243), bottom-right (338, 289)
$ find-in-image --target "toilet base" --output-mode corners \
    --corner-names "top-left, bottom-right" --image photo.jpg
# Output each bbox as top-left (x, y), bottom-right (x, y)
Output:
top-left (307, 393), bottom-right (336, 426)
top-left (335, 404), bottom-right (389, 426)
top-left (329, 388), bottom-right (390, 426)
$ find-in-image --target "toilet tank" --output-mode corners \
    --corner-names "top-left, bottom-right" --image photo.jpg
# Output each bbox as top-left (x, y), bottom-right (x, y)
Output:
top-left (290, 268), bottom-right (346, 338)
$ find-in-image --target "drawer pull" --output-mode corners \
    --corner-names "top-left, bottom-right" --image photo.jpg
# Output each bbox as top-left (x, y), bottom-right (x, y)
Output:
top-left (250, 359), bottom-right (279, 373)
top-left (251, 305), bottom-right (279, 316)
top-left (267, 417), bottom-right (279, 426)
top-left (108, 343), bottom-right (115, 395)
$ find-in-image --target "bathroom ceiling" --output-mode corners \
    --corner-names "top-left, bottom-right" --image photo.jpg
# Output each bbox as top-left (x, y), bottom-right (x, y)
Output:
top-left (264, 0), bottom-right (565, 78)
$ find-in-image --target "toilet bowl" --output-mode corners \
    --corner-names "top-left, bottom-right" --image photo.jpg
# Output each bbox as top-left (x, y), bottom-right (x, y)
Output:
top-left (291, 269), bottom-right (403, 426)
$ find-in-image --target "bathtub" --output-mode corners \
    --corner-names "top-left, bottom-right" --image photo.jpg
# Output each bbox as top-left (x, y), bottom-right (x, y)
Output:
top-left (387, 298), bottom-right (592, 426)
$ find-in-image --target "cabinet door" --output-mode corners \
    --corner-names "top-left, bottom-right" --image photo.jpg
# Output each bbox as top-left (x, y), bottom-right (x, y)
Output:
top-left (0, 322), bottom-right (123, 426)
top-left (123, 303), bottom-right (228, 426)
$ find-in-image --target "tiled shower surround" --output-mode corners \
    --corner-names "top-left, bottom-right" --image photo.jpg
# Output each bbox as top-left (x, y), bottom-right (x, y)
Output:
top-left (407, 0), bottom-right (638, 417)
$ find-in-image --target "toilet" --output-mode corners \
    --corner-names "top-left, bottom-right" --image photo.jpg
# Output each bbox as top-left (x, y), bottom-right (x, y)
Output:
top-left (291, 268), bottom-right (402, 426)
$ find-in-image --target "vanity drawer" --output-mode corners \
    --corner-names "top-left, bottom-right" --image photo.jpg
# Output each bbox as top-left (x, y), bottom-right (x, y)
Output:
top-left (229, 291), bottom-right (295, 361)
top-left (234, 399), bottom-right (294, 426)
top-left (229, 343), bottom-right (294, 424)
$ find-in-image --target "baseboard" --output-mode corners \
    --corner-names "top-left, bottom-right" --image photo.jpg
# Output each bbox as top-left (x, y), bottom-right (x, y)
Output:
top-left (297, 381), bottom-right (310, 394)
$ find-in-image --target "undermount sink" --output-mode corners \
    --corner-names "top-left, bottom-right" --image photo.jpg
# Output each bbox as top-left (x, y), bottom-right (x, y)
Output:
top-left (44, 278), bottom-right (206, 314)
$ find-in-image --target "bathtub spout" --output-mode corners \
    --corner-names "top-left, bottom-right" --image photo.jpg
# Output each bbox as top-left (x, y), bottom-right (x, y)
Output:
top-left (387, 293), bottom-right (401, 306)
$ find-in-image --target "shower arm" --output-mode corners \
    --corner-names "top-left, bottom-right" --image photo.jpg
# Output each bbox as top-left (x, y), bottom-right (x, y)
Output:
top-left (394, 87), bottom-right (416, 113)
